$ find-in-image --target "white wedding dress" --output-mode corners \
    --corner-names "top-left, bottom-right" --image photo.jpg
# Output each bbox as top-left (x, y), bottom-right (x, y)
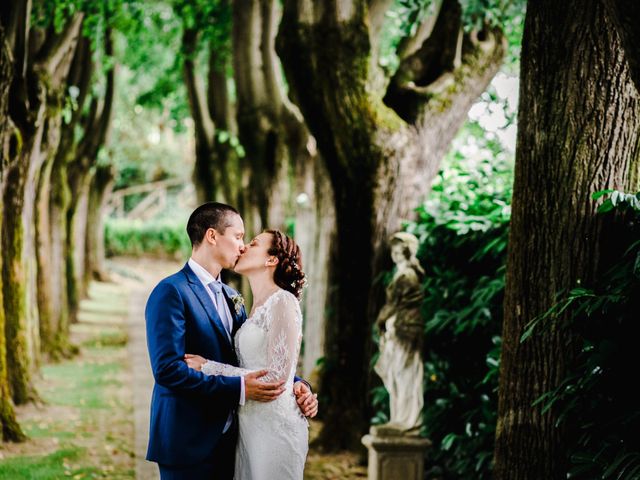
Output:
top-left (201, 289), bottom-right (309, 479)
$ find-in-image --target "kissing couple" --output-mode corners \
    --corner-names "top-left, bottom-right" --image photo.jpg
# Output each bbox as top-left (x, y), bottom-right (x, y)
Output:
top-left (144, 202), bottom-right (318, 479)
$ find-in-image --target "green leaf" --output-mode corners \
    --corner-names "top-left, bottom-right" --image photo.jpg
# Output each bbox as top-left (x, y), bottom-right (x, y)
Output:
top-left (592, 189), bottom-right (614, 200)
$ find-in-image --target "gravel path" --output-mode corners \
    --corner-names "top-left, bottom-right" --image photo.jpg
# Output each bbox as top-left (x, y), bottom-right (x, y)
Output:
top-left (112, 257), bottom-right (181, 480)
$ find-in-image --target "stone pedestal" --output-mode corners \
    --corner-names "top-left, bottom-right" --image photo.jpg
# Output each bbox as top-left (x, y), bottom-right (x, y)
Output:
top-left (361, 426), bottom-right (432, 480)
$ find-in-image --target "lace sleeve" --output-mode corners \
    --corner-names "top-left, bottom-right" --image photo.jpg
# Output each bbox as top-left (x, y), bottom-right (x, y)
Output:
top-left (201, 360), bottom-right (253, 377)
top-left (260, 291), bottom-right (302, 383)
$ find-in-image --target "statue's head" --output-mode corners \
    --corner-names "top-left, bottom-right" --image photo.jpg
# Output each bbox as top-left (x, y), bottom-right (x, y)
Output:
top-left (389, 232), bottom-right (419, 264)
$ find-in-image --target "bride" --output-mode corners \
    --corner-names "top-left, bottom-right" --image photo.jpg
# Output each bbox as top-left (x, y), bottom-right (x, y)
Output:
top-left (184, 229), bottom-right (310, 479)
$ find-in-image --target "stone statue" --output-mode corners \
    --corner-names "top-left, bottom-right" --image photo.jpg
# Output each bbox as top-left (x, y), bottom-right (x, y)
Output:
top-left (374, 231), bottom-right (425, 435)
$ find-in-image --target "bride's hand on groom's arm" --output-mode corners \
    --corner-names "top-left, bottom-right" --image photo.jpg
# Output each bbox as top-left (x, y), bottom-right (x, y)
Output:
top-left (184, 353), bottom-right (207, 370)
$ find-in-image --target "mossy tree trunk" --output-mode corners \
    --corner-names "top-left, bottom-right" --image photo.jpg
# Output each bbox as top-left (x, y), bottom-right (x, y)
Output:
top-left (494, 1), bottom-right (640, 478)
top-left (277, 0), bottom-right (505, 448)
top-left (37, 34), bottom-right (93, 357)
top-left (1, 0), bottom-right (84, 403)
top-left (65, 27), bottom-right (115, 323)
top-left (0, 20), bottom-right (26, 442)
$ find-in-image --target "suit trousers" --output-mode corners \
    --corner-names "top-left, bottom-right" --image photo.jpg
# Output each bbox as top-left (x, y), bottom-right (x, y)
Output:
top-left (158, 420), bottom-right (238, 480)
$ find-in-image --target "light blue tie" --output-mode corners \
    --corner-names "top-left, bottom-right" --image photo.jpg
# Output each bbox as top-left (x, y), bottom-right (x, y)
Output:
top-left (208, 281), bottom-right (232, 337)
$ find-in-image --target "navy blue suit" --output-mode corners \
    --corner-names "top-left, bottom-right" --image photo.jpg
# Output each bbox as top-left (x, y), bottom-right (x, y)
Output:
top-left (145, 263), bottom-right (246, 477)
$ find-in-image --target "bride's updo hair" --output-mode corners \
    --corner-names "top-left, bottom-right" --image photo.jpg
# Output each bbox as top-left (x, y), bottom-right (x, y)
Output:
top-left (265, 229), bottom-right (306, 299)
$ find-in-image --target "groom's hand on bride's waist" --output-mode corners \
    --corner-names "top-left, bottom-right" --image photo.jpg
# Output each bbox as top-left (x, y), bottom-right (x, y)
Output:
top-left (245, 370), bottom-right (285, 401)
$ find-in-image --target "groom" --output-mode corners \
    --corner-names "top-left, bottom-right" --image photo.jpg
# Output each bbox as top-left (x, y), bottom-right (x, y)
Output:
top-left (145, 202), bottom-right (318, 479)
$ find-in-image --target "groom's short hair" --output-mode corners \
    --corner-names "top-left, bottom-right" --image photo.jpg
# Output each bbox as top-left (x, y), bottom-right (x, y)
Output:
top-left (187, 202), bottom-right (240, 247)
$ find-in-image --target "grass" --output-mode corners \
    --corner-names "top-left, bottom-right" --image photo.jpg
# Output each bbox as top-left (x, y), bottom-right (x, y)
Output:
top-left (0, 280), bottom-right (136, 479)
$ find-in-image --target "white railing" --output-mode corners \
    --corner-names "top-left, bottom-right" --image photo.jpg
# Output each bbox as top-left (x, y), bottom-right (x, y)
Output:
top-left (105, 178), bottom-right (195, 220)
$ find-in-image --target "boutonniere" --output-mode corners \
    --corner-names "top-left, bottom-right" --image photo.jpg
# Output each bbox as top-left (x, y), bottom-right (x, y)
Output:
top-left (231, 294), bottom-right (245, 316)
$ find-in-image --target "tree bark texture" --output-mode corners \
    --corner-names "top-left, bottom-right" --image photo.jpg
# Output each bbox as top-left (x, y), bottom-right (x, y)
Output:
top-left (2, 5), bottom-right (84, 403)
top-left (605, 0), bottom-right (640, 92)
top-left (494, 2), bottom-right (640, 478)
top-left (0, 20), bottom-right (26, 442)
top-left (277, 0), bottom-right (505, 448)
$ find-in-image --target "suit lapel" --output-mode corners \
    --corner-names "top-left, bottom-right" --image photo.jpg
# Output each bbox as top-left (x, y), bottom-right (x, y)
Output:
top-left (182, 264), bottom-right (233, 348)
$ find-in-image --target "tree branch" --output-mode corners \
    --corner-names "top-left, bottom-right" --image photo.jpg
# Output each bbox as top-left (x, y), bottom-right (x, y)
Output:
top-left (6, 0), bottom-right (31, 131)
top-left (368, 0), bottom-right (393, 42)
top-left (86, 27), bottom-right (115, 159)
top-left (34, 13), bottom-right (84, 75)
top-left (182, 27), bottom-right (214, 149)
top-left (67, 36), bottom-right (93, 128)
top-left (75, 97), bottom-right (99, 163)
top-left (383, 0), bottom-right (466, 121)
top-left (207, 44), bottom-right (231, 131)
top-left (396, 0), bottom-right (444, 61)
top-left (261, 0), bottom-right (285, 113)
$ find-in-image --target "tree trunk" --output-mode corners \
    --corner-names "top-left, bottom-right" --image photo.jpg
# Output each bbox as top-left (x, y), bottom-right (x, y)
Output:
top-left (182, 26), bottom-right (238, 205)
top-left (38, 34), bottom-right (92, 357)
top-left (294, 143), bottom-right (335, 380)
top-left (65, 26), bottom-right (114, 319)
top-left (85, 164), bottom-right (114, 283)
top-left (605, 0), bottom-right (640, 91)
top-left (277, 0), bottom-right (505, 449)
top-left (0, 21), bottom-right (26, 442)
top-left (3, 111), bottom-right (44, 405)
top-left (233, 0), bottom-right (292, 232)
top-left (66, 171), bottom-right (91, 322)
top-left (494, 2), bottom-right (640, 478)
top-left (2, 6), bottom-right (84, 401)
top-left (35, 113), bottom-right (62, 359)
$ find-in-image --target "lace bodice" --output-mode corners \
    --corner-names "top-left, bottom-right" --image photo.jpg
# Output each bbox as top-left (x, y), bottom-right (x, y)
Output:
top-left (201, 289), bottom-right (302, 386)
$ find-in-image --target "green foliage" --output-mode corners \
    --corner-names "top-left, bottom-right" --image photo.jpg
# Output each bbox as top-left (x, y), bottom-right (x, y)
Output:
top-left (110, 66), bottom-right (193, 190)
top-left (594, 189), bottom-right (640, 213)
top-left (104, 218), bottom-right (191, 259)
top-left (173, 0), bottom-right (232, 66)
top-left (119, 1), bottom-right (189, 126)
top-left (460, 0), bottom-right (526, 33)
top-left (121, 0), bottom-right (232, 127)
top-left (33, 0), bottom-right (139, 56)
top-left (411, 156), bottom-right (510, 479)
top-left (522, 190), bottom-right (640, 480)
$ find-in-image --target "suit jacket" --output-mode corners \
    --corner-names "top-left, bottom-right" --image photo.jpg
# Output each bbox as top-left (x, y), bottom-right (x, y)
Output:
top-left (145, 263), bottom-right (246, 466)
